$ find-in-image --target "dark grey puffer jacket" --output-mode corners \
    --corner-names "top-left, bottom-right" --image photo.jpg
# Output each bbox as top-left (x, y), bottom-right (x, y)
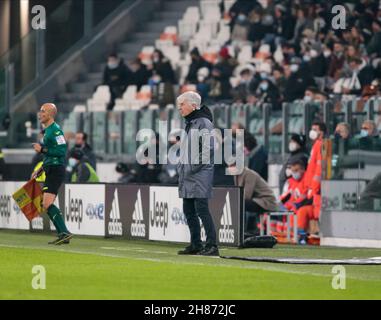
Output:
top-left (178, 106), bottom-right (214, 199)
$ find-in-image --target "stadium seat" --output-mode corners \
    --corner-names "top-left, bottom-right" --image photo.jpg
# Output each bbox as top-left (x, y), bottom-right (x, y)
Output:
top-left (138, 46), bottom-right (155, 65)
top-left (178, 20), bottom-right (198, 41)
top-left (160, 26), bottom-right (178, 44)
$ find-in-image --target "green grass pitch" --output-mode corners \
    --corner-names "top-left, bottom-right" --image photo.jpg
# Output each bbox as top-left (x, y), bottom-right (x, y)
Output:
top-left (0, 230), bottom-right (380, 300)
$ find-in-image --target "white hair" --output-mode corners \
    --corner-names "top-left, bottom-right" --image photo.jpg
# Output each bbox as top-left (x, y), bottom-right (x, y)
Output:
top-left (176, 91), bottom-right (202, 109)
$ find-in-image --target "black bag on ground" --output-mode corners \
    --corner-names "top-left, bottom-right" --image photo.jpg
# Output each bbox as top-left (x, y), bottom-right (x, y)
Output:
top-left (239, 235), bottom-right (277, 249)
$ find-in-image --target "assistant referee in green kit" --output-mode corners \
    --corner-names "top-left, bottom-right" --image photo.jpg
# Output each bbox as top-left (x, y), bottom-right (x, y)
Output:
top-left (32, 103), bottom-right (73, 245)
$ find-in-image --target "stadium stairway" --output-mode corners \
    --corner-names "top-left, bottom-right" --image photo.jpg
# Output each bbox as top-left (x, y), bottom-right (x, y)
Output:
top-left (56, 0), bottom-right (200, 113)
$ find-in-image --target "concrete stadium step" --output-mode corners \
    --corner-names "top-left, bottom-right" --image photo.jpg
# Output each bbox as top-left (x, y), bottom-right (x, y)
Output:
top-left (56, 101), bottom-right (86, 113)
top-left (144, 20), bottom-right (179, 32)
top-left (83, 72), bottom-right (103, 81)
top-left (57, 92), bottom-right (92, 102)
top-left (118, 53), bottom-right (140, 63)
top-left (55, 0), bottom-right (199, 114)
top-left (162, 0), bottom-right (200, 12)
top-left (67, 82), bottom-right (97, 94)
top-left (130, 32), bottom-right (162, 41)
top-left (118, 41), bottom-right (155, 53)
top-left (154, 11), bottom-right (183, 20)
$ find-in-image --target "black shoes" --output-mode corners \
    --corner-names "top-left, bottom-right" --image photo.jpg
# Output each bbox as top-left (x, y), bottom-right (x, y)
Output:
top-left (198, 246), bottom-right (220, 257)
top-left (178, 244), bottom-right (220, 256)
top-left (48, 233), bottom-right (73, 245)
top-left (178, 245), bottom-right (203, 255)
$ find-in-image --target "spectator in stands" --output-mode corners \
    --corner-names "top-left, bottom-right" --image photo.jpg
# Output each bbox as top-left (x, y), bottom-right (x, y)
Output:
top-left (272, 66), bottom-right (287, 97)
top-left (150, 49), bottom-right (176, 107)
top-left (231, 67), bottom-right (256, 103)
top-left (367, 19), bottom-right (381, 57)
top-left (308, 47), bottom-right (328, 78)
top-left (334, 122), bottom-right (351, 140)
top-left (303, 86), bottom-right (318, 103)
top-left (134, 133), bottom-right (162, 183)
top-left (232, 11), bottom-right (250, 46)
top-left (247, 9), bottom-right (264, 44)
top-left (244, 131), bottom-right (268, 181)
top-left (186, 47), bottom-right (211, 84)
top-left (314, 91), bottom-right (328, 102)
top-left (280, 159), bottom-right (313, 244)
top-left (69, 131), bottom-right (97, 170)
top-left (284, 57), bottom-right (315, 102)
top-left (116, 162), bottom-right (136, 184)
top-left (229, 0), bottom-right (257, 30)
top-left (255, 77), bottom-right (281, 109)
top-left (129, 58), bottom-right (151, 90)
top-left (345, 57), bottom-right (374, 94)
top-left (333, 68), bottom-right (359, 95)
top-left (207, 47), bottom-right (236, 101)
top-left (359, 120), bottom-right (380, 151)
top-left (279, 133), bottom-right (309, 194)
top-left (103, 53), bottom-right (130, 110)
top-left (151, 49), bottom-right (176, 84)
top-left (228, 163), bottom-right (278, 235)
top-left (66, 149), bottom-right (99, 183)
top-left (273, 3), bottom-right (295, 41)
top-left (328, 42), bottom-right (346, 79)
top-left (361, 120), bottom-right (379, 139)
top-left (305, 121), bottom-right (327, 236)
top-left (333, 122), bottom-right (352, 157)
top-left (195, 67), bottom-right (211, 101)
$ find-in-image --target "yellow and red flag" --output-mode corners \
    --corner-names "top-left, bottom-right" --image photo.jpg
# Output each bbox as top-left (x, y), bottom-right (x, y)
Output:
top-left (12, 179), bottom-right (44, 221)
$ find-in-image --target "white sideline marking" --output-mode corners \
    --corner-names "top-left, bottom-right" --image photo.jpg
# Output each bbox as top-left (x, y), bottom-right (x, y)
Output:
top-left (101, 246), bottom-right (170, 254)
top-left (0, 243), bottom-right (343, 279)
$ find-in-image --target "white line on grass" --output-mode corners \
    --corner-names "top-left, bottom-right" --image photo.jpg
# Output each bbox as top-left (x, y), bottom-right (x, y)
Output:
top-left (0, 242), bottom-right (355, 280)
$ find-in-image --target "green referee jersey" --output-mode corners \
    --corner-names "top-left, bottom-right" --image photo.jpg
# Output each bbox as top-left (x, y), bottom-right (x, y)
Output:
top-left (42, 122), bottom-right (67, 167)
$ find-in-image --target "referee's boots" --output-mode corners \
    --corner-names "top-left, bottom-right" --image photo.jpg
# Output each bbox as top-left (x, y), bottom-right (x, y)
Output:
top-left (48, 233), bottom-right (73, 245)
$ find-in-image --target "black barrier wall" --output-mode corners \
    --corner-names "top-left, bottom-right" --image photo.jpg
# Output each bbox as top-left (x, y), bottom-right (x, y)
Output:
top-left (1, 182), bottom-right (244, 247)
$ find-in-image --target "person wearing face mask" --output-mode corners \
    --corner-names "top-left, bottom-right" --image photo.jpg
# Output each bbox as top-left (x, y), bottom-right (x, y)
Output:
top-left (232, 11), bottom-right (250, 45)
top-left (358, 120), bottom-right (381, 150)
top-left (280, 159), bottom-right (314, 244)
top-left (229, 0), bottom-right (256, 31)
top-left (185, 47), bottom-right (211, 84)
top-left (302, 87), bottom-right (317, 103)
top-left (255, 78), bottom-right (281, 110)
top-left (284, 57), bottom-right (316, 102)
top-left (67, 131), bottom-right (96, 171)
top-left (232, 68), bottom-right (256, 103)
top-left (309, 48), bottom-right (328, 77)
top-left (103, 53), bottom-right (131, 111)
top-left (66, 149), bottom-right (99, 183)
top-left (279, 134), bottom-right (309, 194)
top-left (304, 121), bottom-right (327, 235)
